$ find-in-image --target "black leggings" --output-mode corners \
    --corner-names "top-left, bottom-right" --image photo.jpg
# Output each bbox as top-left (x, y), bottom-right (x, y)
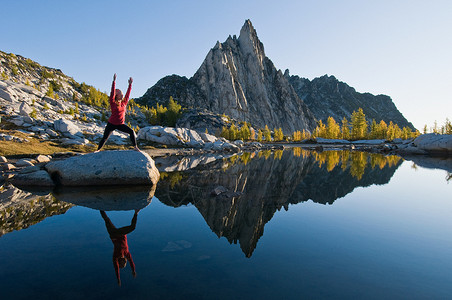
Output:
top-left (100, 210), bottom-right (138, 238)
top-left (97, 122), bottom-right (137, 150)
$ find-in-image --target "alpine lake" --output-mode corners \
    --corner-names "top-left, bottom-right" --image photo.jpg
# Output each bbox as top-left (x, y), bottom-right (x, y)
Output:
top-left (1, 148), bottom-right (451, 299)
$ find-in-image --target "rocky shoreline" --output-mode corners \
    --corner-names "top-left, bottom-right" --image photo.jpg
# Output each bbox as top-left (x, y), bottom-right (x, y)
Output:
top-left (1, 132), bottom-right (451, 190)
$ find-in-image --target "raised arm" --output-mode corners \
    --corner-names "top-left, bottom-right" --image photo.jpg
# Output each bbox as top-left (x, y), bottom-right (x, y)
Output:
top-left (109, 73), bottom-right (117, 103)
top-left (123, 77), bottom-right (133, 105)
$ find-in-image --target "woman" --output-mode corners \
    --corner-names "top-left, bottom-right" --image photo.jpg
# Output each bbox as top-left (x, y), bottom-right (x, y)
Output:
top-left (96, 73), bottom-right (140, 152)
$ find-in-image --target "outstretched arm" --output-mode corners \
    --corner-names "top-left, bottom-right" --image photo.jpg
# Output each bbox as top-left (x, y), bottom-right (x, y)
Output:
top-left (123, 77), bottom-right (133, 105)
top-left (109, 73), bottom-right (116, 103)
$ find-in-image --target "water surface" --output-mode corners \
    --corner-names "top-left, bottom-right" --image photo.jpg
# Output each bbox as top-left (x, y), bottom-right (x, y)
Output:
top-left (0, 150), bottom-right (451, 299)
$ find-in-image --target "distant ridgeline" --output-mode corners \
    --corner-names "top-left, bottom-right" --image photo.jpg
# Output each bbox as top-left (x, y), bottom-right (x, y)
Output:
top-left (137, 20), bottom-right (416, 137)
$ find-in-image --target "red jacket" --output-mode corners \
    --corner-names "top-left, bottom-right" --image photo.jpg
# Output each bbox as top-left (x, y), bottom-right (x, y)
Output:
top-left (112, 235), bottom-right (135, 282)
top-left (108, 80), bottom-right (132, 125)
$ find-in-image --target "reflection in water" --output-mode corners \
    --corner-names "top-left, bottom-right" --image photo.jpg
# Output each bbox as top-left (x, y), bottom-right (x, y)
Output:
top-left (157, 149), bottom-right (403, 257)
top-left (100, 209), bottom-right (140, 286)
top-left (0, 185), bottom-right (72, 238)
top-left (293, 148), bottom-right (402, 180)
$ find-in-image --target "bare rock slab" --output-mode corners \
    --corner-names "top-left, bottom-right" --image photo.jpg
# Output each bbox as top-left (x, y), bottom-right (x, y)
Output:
top-left (11, 170), bottom-right (55, 188)
top-left (45, 150), bottom-right (160, 186)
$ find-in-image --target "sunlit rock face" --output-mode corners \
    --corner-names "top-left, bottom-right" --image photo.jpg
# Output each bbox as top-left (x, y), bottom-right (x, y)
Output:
top-left (191, 20), bottom-right (317, 134)
top-left (285, 72), bottom-right (415, 130)
top-left (139, 20), bottom-right (317, 134)
top-left (45, 150), bottom-right (160, 186)
top-left (156, 150), bottom-right (402, 257)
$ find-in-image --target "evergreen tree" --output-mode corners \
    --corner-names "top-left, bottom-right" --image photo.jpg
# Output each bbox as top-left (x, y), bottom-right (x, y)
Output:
top-left (229, 123), bottom-right (238, 140)
top-left (263, 125), bottom-right (272, 142)
top-left (239, 122), bottom-right (251, 140)
top-left (369, 119), bottom-right (378, 139)
top-left (377, 120), bottom-right (388, 139)
top-left (257, 129), bottom-right (263, 142)
top-left (386, 121), bottom-right (396, 140)
top-left (350, 108), bottom-right (368, 140)
top-left (220, 126), bottom-right (230, 140)
top-left (401, 126), bottom-right (412, 140)
top-left (341, 117), bottom-right (350, 140)
top-left (326, 117), bottom-right (340, 139)
top-left (46, 85), bottom-right (54, 98)
top-left (293, 130), bottom-right (301, 142)
top-left (166, 96), bottom-right (182, 127)
top-left (445, 118), bottom-right (452, 134)
top-left (273, 127), bottom-right (284, 141)
top-left (313, 120), bottom-right (327, 138)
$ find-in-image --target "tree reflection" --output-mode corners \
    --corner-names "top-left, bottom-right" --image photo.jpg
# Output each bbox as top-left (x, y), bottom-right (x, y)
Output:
top-left (156, 149), bottom-right (403, 258)
top-left (292, 148), bottom-right (402, 180)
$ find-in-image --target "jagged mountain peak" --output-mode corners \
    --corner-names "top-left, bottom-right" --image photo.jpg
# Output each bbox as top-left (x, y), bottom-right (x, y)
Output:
top-left (238, 19), bottom-right (265, 57)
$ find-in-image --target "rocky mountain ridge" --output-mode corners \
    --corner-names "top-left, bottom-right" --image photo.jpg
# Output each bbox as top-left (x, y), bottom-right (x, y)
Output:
top-left (139, 20), bottom-right (318, 134)
top-left (139, 20), bottom-right (415, 133)
top-left (285, 71), bottom-right (415, 130)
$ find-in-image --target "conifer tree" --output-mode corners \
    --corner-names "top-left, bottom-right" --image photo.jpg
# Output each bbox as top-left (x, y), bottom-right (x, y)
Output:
top-left (293, 130), bottom-right (301, 142)
top-left (166, 96), bottom-right (182, 127)
top-left (257, 129), bottom-right (263, 142)
top-left (220, 126), bottom-right (230, 140)
top-left (377, 120), bottom-right (388, 139)
top-left (401, 126), bottom-right (412, 140)
top-left (229, 123), bottom-right (238, 140)
top-left (240, 122), bottom-right (251, 140)
top-left (313, 120), bottom-right (327, 138)
top-left (445, 118), bottom-right (452, 134)
top-left (341, 117), bottom-right (350, 140)
top-left (386, 121), bottom-right (396, 140)
top-left (369, 119), bottom-right (378, 139)
top-left (326, 117), bottom-right (340, 139)
top-left (350, 108), bottom-right (367, 140)
top-left (263, 125), bottom-right (271, 142)
top-left (273, 127), bottom-right (283, 141)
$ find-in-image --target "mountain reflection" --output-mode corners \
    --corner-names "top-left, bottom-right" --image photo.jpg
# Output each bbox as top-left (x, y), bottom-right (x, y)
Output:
top-left (156, 149), bottom-right (402, 257)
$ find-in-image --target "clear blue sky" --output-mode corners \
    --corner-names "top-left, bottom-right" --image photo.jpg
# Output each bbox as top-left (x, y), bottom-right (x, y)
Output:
top-left (2, 0), bottom-right (451, 130)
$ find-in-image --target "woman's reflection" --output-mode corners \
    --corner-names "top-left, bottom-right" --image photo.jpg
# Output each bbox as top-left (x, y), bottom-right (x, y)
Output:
top-left (100, 209), bottom-right (140, 286)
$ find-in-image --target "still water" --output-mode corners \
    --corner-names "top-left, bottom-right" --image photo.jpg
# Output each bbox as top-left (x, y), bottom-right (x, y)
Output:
top-left (0, 149), bottom-right (451, 299)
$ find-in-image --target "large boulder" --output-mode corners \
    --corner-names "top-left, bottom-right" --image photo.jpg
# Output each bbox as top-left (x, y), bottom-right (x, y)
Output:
top-left (11, 170), bottom-right (55, 188)
top-left (53, 118), bottom-right (83, 138)
top-left (412, 133), bottom-right (452, 154)
top-left (137, 126), bottom-right (206, 148)
top-left (45, 150), bottom-right (160, 186)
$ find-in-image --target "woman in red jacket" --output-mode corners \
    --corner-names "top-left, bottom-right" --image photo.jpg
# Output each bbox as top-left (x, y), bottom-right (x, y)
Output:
top-left (96, 73), bottom-right (140, 152)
